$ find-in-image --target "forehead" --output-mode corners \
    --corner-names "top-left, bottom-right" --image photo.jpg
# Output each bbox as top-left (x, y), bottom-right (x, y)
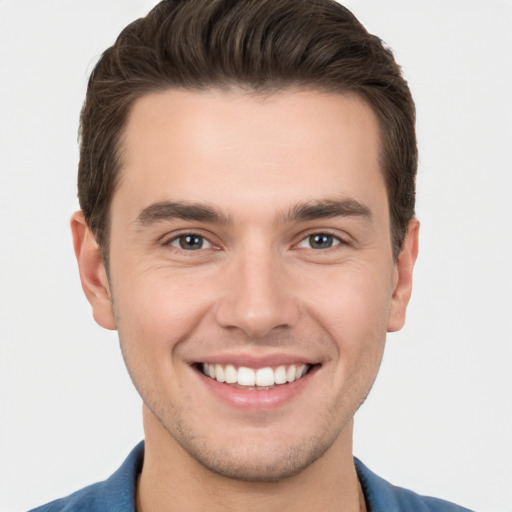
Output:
top-left (114, 88), bottom-right (386, 221)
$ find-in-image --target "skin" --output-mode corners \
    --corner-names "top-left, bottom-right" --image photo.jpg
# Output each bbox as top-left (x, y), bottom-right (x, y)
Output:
top-left (72, 89), bottom-right (419, 512)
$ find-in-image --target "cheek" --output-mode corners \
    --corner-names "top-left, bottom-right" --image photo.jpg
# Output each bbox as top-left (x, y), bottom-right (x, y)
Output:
top-left (114, 262), bottom-right (212, 326)
top-left (305, 262), bottom-right (393, 335)
top-left (111, 274), bottom-right (208, 410)
top-left (302, 263), bottom-right (392, 379)
top-left (111, 267), bottom-right (216, 373)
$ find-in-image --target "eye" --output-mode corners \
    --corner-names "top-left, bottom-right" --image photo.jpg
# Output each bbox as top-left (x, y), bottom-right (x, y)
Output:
top-left (297, 233), bottom-right (342, 250)
top-left (168, 234), bottom-right (212, 251)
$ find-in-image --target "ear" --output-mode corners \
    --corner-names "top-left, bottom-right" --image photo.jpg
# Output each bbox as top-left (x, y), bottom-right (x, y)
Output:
top-left (387, 218), bottom-right (420, 332)
top-left (70, 211), bottom-right (117, 330)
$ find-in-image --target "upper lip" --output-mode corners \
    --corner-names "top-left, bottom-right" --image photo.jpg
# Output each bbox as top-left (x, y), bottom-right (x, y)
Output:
top-left (190, 352), bottom-right (320, 368)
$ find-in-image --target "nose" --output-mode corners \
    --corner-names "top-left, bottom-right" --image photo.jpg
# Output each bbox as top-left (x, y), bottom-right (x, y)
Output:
top-left (214, 246), bottom-right (300, 338)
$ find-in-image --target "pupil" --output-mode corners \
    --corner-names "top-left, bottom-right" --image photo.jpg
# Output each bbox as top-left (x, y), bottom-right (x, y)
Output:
top-left (180, 235), bottom-right (203, 250)
top-left (310, 234), bottom-right (332, 249)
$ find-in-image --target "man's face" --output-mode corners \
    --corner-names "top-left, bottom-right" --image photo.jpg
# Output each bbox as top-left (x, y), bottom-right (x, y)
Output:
top-left (82, 89), bottom-right (416, 481)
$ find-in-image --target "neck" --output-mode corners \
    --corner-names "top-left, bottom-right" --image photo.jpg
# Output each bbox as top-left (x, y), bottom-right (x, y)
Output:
top-left (136, 408), bottom-right (365, 512)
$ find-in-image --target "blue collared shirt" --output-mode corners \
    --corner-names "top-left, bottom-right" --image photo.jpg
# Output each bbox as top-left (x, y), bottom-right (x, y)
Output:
top-left (29, 442), bottom-right (474, 511)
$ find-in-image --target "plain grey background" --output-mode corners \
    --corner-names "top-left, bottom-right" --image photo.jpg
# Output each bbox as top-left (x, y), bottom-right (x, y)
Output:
top-left (1, 1), bottom-right (511, 511)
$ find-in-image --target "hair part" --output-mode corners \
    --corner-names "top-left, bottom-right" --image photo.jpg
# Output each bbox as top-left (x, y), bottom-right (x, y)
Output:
top-left (78, 0), bottom-right (417, 263)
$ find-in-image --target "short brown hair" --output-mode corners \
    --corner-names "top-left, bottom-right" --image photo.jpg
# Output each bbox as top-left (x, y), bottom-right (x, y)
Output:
top-left (78, 0), bottom-right (416, 261)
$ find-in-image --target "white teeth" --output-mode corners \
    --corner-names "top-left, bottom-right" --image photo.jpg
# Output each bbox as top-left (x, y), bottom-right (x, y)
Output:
top-left (274, 365), bottom-right (287, 384)
top-left (237, 367), bottom-right (256, 386)
top-left (255, 367), bottom-right (274, 387)
top-left (225, 364), bottom-right (237, 384)
top-left (201, 363), bottom-right (310, 387)
top-left (215, 364), bottom-right (225, 383)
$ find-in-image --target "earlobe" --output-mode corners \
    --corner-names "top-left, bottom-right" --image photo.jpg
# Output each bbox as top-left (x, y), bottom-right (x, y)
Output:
top-left (70, 211), bottom-right (117, 330)
top-left (387, 218), bottom-right (420, 333)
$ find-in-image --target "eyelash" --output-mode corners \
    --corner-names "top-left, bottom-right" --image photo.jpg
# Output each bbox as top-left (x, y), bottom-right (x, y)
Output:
top-left (296, 232), bottom-right (346, 250)
top-left (164, 232), bottom-right (214, 251)
top-left (163, 231), bottom-right (347, 252)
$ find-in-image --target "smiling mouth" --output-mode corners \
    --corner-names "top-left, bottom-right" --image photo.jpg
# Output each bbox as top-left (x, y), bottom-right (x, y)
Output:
top-left (197, 363), bottom-right (313, 390)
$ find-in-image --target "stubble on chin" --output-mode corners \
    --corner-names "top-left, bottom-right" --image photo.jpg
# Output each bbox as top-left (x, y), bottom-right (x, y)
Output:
top-left (144, 397), bottom-right (353, 483)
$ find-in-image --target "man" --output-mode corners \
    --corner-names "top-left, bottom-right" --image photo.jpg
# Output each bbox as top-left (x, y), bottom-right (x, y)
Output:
top-left (30, 0), bottom-right (473, 510)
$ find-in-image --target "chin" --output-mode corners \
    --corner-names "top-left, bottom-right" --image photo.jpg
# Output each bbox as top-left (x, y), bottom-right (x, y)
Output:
top-left (186, 439), bottom-right (331, 482)
top-left (162, 412), bottom-right (345, 483)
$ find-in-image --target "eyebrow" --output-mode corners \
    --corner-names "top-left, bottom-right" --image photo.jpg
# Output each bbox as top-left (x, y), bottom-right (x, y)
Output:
top-left (280, 198), bottom-right (372, 224)
top-left (134, 201), bottom-right (230, 226)
top-left (134, 197), bottom-right (372, 228)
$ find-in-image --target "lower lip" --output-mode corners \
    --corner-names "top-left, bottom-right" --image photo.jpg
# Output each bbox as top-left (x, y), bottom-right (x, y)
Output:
top-left (196, 367), bottom-right (316, 410)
